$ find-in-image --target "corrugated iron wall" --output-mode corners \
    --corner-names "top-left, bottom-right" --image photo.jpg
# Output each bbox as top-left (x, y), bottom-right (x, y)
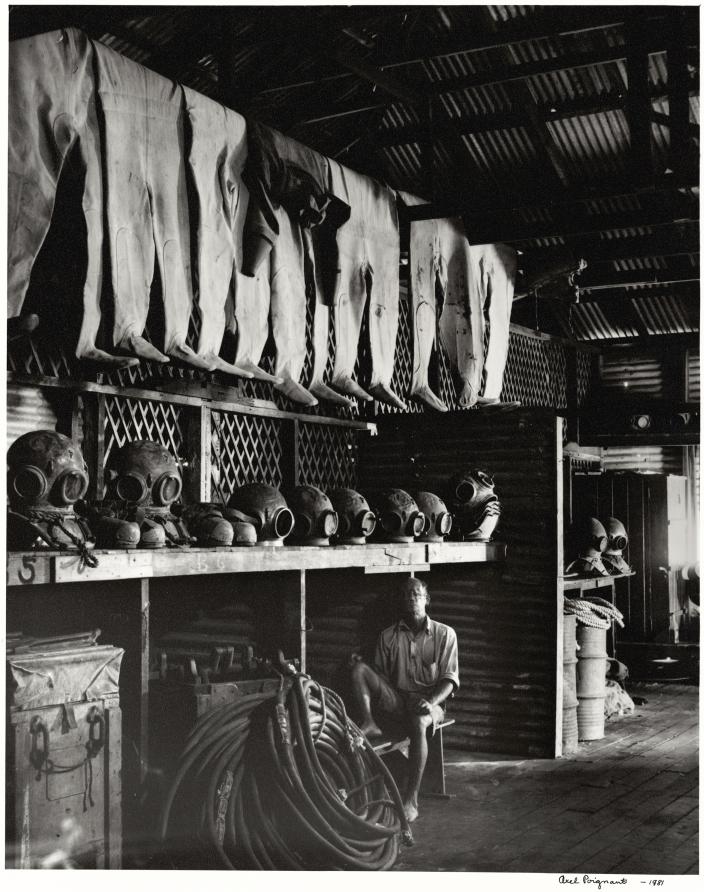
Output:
top-left (305, 409), bottom-right (562, 758)
top-left (686, 348), bottom-right (700, 402)
top-left (6, 383), bottom-right (63, 451)
top-left (602, 446), bottom-right (684, 475)
top-left (599, 350), bottom-right (664, 396)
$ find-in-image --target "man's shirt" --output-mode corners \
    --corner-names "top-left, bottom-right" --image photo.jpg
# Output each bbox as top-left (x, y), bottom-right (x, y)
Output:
top-left (374, 616), bottom-right (460, 695)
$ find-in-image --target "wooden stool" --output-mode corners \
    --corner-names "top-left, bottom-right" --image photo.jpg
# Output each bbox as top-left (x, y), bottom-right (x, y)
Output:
top-left (372, 718), bottom-right (455, 798)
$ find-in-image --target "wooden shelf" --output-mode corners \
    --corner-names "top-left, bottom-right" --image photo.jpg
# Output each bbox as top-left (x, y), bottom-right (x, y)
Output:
top-left (7, 372), bottom-right (378, 432)
top-left (6, 540), bottom-right (507, 587)
top-left (561, 571), bottom-right (635, 592)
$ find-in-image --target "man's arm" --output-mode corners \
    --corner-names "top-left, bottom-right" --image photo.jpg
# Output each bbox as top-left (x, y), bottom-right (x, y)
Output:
top-left (414, 626), bottom-right (459, 715)
top-left (413, 679), bottom-right (455, 715)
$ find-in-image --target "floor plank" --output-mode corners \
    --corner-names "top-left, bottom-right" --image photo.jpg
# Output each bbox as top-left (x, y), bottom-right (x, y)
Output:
top-left (395, 682), bottom-right (699, 874)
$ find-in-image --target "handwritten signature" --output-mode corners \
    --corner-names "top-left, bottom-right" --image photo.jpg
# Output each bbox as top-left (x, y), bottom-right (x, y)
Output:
top-left (560, 878), bottom-right (628, 890)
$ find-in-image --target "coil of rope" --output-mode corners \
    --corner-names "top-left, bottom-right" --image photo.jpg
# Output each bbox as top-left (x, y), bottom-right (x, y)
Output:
top-left (159, 672), bottom-right (412, 870)
top-left (564, 596), bottom-right (625, 629)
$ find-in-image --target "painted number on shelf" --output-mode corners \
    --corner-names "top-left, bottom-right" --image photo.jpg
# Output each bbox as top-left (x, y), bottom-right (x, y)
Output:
top-left (7, 554), bottom-right (38, 585)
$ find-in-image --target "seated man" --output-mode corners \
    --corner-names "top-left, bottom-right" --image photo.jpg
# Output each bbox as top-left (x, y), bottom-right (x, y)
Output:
top-left (350, 577), bottom-right (459, 822)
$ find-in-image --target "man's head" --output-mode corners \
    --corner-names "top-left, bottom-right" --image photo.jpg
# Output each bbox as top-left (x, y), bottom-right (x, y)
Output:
top-left (399, 577), bottom-right (430, 624)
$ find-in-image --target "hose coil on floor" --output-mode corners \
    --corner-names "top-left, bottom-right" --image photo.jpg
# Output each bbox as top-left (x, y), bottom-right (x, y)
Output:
top-left (159, 673), bottom-right (413, 869)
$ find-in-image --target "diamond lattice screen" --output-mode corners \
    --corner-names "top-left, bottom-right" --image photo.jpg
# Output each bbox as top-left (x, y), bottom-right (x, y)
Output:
top-left (103, 396), bottom-right (186, 468)
top-left (210, 411), bottom-right (283, 503)
top-left (501, 334), bottom-right (568, 408)
top-left (297, 422), bottom-right (358, 490)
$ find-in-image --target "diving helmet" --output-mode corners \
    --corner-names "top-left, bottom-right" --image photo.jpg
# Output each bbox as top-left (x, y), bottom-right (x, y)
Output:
top-left (8, 430), bottom-right (89, 511)
top-left (7, 431), bottom-right (96, 558)
top-left (601, 517), bottom-right (631, 575)
top-left (375, 489), bottom-right (426, 544)
top-left (415, 492), bottom-right (453, 543)
top-left (287, 485), bottom-right (339, 546)
top-left (328, 488), bottom-right (376, 545)
top-left (103, 441), bottom-right (192, 547)
top-left (226, 483), bottom-right (294, 546)
top-left (105, 440), bottom-right (182, 507)
top-left (447, 469), bottom-right (501, 541)
top-left (181, 503), bottom-right (236, 547)
top-left (566, 516), bottom-right (610, 577)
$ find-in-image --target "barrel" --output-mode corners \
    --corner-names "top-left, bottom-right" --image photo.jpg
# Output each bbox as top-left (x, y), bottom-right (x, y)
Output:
top-left (576, 624), bottom-right (607, 740)
top-left (562, 614), bottom-right (579, 754)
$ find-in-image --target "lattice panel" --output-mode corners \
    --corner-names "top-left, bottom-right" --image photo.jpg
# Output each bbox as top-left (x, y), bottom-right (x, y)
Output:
top-left (501, 334), bottom-right (568, 408)
top-left (210, 411), bottom-right (283, 503)
top-left (576, 349), bottom-right (595, 405)
top-left (103, 396), bottom-right (186, 468)
top-left (8, 333), bottom-right (80, 380)
top-left (297, 423), bottom-right (358, 490)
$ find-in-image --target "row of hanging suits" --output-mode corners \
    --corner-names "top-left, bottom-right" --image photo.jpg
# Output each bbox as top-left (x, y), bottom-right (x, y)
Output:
top-left (8, 28), bottom-right (516, 411)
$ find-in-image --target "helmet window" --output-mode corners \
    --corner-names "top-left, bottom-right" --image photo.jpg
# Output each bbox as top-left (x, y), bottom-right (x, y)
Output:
top-left (116, 474), bottom-right (147, 503)
top-left (273, 507), bottom-right (295, 539)
top-left (56, 471), bottom-right (88, 504)
top-left (12, 466), bottom-right (47, 502)
top-left (156, 474), bottom-right (182, 505)
top-left (455, 481), bottom-right (476, 503)
top-left (322, 511), bottom-right (338, 538)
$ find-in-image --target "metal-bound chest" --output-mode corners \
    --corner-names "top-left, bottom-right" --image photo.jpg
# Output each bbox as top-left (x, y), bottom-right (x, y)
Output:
top-left (6, 638), bottom-right (123, 869)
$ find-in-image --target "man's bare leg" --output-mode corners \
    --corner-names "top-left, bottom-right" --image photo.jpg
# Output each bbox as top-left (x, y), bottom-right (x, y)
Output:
top-left (350, 660), bottom-right (384, 738)
top-left (404, 713), bottom-right (433, 822)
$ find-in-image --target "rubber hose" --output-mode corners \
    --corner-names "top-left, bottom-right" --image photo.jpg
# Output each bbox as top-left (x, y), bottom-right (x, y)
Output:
top-left (159, 673), bottom-right (411, 869)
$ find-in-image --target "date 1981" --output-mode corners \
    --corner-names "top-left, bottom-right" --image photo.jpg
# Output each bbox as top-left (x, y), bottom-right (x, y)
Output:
top-left (559, 878), bottom-right (665, 890)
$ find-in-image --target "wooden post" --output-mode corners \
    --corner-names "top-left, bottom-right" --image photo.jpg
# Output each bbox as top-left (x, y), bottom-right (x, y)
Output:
top-left (280, 419), bottom-right (301, 488)
top-left (299, 569), bottom-right (307, 674)
top-left (625, 16), bottom-right (654, 185)
top-left (136, 578), bottom-right (150, 785)
top-left (554, 416), bottom-right (564, 758)
top-left (185, 404), bottom-right (212, 502)
top-left (667, 9), bottom-right (695, 180)
top-left (96, 577), bottom-right (150, 851)
top-left (662, 342), bottom-right (687, 404)
top-left (565, 344), bottom-right (580, 445)
top-left (70, 393), bottom-right (84, 446)
top-left (81, 392), bottom-right (106, 499)
top-left (422, 97), bottom-right (435, 201)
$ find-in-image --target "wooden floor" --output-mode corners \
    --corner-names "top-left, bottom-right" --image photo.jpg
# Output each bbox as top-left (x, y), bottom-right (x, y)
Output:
top-left (395, 683), bottom-right (699, 875)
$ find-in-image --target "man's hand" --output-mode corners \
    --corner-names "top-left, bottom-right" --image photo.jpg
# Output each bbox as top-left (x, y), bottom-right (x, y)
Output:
top-left (413, 698), bottom-right (433, 715)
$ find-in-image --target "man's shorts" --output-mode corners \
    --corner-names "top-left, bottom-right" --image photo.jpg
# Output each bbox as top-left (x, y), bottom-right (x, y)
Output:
top-left (374, 672), bottom-right (445, 733)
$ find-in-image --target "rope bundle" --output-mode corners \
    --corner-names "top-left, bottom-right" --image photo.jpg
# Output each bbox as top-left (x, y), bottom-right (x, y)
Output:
top-left (159, 674), bottom-right (412, 870)
top-left (564, 596), bottom-right (625, 629)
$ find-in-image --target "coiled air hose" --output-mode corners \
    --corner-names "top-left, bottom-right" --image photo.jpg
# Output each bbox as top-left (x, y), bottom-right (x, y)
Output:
top-left (159, 674), bottom-right (413, 869)
top-left (564, 595), bottom-right (625, 629)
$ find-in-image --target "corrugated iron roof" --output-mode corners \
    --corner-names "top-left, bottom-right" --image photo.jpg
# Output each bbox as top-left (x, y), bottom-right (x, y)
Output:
top-left (9, 4), bottom-right (698, 345)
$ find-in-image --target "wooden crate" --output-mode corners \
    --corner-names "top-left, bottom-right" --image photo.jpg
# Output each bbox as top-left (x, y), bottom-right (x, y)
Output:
top-left (7, 694), bottom-right (122, 869)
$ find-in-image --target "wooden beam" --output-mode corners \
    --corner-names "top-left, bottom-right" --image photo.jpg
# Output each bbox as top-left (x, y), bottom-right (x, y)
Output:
top-left (372, 81), bottom-right (699, 149)
top-left (403, 172), bottom-right (698, 221)
top-left (625, 16), bottom-right (654, 183)
top-left (523, 229), bottom-right (700, 267)
top-left (650, 111), bottom-right (699, 140)
top-left (578, 267), bottom-right (700, 293)
top-left (666, 8), bottom-right (698, 179)
top-left (575, 280), bottom-right (699, 305)
top-left (5, 374), bottom-right (379, 433)
top-left (251, 7), bottom-right (658, 95)
top-left (287, 74), bottom-right (697, 129)
top-left (429, 44), bottom-right (665, 99)
top-left (577, 332), bottom-right (700, 350)
top-left (129, 9), bottom-right (223, 83)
